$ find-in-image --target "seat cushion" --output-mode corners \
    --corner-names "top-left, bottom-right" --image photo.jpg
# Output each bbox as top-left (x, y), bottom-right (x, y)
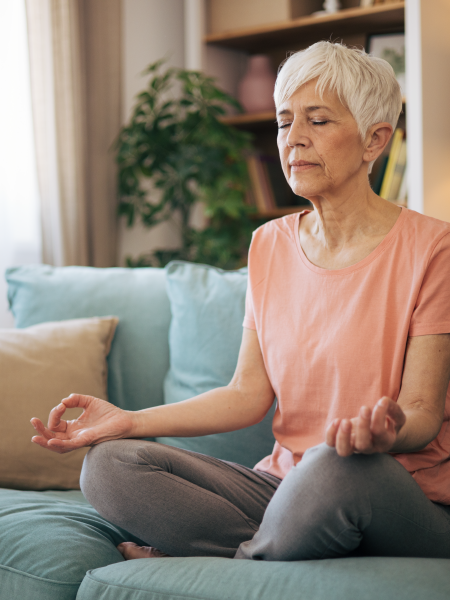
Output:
top-left (158, 261), bottom-right (275, 468)
top-left (6, 265), bottom-right (171, 412)
top-left (0, 488), bottom-right (145, 600)
top-left (77, 555), bottom-right (450, 600)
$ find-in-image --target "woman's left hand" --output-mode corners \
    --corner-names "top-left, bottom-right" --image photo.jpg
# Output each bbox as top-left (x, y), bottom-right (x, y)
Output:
top-left (326, 396), bottom-right (406, 456)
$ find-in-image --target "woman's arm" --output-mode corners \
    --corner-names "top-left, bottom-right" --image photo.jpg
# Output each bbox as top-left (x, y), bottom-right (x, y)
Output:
top-left (326, 333), bottom-right (450, 456)
top-left (391, 333), bottom-right (450, 452)
top-left (31, 328), bottom-right (275, 453)
top-left (130, 328), bottom-right (274, 438)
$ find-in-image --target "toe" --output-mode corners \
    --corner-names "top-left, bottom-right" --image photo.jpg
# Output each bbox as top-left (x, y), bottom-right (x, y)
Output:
top-left (117, 542), bottom-right (143, 560)
top-left (117, 542), bottom-right (171, 560)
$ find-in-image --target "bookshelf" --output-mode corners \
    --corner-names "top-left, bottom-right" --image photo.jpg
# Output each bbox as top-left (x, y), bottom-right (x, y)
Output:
top-left (208, 1), bottom-right (406, 219)
top-left (205, 3), bottom-right (405, 52)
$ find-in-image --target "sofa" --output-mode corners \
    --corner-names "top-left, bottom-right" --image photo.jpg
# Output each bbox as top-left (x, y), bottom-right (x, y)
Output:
top-left (1, 262), bottom-right (449, 600)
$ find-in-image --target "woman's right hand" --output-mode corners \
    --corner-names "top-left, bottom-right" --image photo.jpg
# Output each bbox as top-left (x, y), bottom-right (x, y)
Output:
top-left (31, 394), bottom-right (135, 454)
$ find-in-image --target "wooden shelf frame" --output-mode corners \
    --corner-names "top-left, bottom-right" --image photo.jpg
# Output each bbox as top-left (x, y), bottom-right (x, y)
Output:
top-left (205, 3), bottom-right (405, 52)
top-left (221, 111), bottom-right (276, 127)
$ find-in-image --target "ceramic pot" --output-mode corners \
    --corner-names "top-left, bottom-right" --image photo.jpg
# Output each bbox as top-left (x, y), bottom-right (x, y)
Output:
top-left (238, 55), bottom-right (276, 113)
top-left (323, 0), bottom-right (341, 12)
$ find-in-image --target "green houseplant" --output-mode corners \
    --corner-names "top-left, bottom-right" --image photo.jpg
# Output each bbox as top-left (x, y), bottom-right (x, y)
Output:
top-left (116, 59), bottom-right (256, 269)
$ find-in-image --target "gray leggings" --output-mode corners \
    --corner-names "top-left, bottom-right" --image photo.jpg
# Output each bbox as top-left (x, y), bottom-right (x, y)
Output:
top-left (80, 440), bottom-right (450, 560)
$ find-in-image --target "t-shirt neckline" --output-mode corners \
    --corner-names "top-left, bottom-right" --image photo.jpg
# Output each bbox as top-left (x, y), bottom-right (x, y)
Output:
top-left (294, 206), bottom-right (407, 276)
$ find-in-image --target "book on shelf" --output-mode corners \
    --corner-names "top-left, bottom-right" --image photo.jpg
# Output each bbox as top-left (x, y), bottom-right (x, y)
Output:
top-left (246, 154), bottom-right (308, 214)
top-left (372, 127), bottom-right (407, 204)
top-left (246, 155), bottom-right (273, 213)
top-left (397, 166), bottom-right (408, 204)
top-left (388, 138), bottom-right (406, 200)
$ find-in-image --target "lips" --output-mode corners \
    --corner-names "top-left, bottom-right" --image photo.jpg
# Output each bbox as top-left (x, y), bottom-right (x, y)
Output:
top-left (290, 160), bottom-right (318, 172)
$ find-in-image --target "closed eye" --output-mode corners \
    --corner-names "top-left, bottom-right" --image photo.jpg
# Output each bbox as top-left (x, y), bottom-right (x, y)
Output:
top-left (277, 120), bottom-right (329, 129)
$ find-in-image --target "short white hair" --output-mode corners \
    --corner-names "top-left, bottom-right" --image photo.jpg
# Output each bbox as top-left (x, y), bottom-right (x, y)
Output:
top-left (274, 41), bottom-right (403, 168)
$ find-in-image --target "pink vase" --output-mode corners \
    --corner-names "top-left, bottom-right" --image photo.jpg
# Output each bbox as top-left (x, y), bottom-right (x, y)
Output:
top-left (238, 55), bottom-right (277, 113)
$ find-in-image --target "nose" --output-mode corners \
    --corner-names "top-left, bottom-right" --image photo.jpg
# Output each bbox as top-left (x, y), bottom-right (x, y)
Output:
top-left (286, 118), bottom-right (311, 148)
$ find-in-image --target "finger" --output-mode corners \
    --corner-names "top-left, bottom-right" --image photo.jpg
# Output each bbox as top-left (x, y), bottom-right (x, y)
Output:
top-left (354, 406), bottom-right (372, 452)
top-left (31, 435), bottom-right (68, 454)
top-left (326, 419), bottom-right (341, 447)
top-left (61, 394), bottom-right (93, 410)
top-left (47, 403), bottom-right (68, 431)
top-left (32, 435), bottom-right (51, 448)
top-left (31, 418), bottom-right (56, 441)
top-left (336, 419), bottom-right (353, 457)
top-left (47, 432), bottom-right (91, 452)
top-left (371, 398), bottom-right (390, 437)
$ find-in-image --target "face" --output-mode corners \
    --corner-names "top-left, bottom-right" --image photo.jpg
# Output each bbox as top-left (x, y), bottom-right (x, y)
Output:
top-left (277, 79), bottom-right (368, 200)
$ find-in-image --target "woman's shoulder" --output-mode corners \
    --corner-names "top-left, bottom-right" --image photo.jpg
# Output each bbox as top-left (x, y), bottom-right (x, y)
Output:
top-left (398, 209), bottom-right (450, 272)
top-left (403, 208), bottom-right (450, 243)
top-left (251, 211), bottom-right (306, 245)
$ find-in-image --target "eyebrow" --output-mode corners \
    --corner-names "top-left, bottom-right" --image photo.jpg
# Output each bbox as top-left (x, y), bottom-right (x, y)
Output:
top-left (276, 105), bottom-right (332, 117)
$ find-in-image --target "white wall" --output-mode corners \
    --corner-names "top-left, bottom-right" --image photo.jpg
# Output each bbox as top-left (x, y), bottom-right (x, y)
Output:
top-left (0, 0), bottom-right (41, 327)
top-left (420, 0), bottom-right (450, 222)
top-left (399, 0), bottom-right (450, 222)
top-left (118, 0), bottom-right (185, 266)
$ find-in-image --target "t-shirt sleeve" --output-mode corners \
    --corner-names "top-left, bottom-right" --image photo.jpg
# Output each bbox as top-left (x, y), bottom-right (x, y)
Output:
top-left (409, 232), bottom-right (450, 336)
top-left (243, 278), bottom-right (256, 330)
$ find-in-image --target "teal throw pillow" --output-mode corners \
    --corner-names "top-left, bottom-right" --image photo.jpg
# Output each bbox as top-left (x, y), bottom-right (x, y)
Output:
top-left (6, 265), bottom-right (171, 412)
top-left (157, 261), bottom-right (275, 468)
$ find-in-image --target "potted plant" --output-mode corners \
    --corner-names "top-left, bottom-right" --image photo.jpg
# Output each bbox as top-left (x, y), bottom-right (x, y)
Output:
top-left (116, 59), bottom-right (255, 269)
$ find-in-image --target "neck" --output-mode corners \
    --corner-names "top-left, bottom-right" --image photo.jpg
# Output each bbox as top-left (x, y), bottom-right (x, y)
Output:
top-left (305, 177), bottom-right (398, 252)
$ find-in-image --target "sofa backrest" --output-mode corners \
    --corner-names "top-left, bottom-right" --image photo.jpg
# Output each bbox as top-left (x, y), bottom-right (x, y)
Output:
top-left (6, 265), bottom-right (171, 412)
top-left (6, 263), bottom-right (276, 468)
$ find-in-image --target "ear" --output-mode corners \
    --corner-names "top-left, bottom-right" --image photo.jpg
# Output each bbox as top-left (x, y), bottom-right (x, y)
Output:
top-left (363, 123), bottom-right (393, 164)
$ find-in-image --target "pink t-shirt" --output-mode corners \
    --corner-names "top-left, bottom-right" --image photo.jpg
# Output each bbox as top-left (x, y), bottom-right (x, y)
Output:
top-left (244, 207), bottom-right (450, 504)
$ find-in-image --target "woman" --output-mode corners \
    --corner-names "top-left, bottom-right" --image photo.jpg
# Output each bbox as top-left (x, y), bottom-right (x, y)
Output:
top-left (31, 42), bottom-right (450, 561)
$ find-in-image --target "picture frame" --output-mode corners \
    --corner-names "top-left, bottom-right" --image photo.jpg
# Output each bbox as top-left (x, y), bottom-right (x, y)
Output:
top-left (367, 32), bottom-right (405, 96)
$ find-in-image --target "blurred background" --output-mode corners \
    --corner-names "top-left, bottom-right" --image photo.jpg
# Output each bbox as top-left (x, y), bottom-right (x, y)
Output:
top-left (1, 0), bottom-right (449, 327)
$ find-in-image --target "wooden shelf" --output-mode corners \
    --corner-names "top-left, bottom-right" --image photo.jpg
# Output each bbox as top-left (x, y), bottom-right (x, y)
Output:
top-left (221, 110), bottom-right (277, 128)
top-left (205, 3), bottom-right (404, 52)
top-left (250, 206), bottom-right (308, 220)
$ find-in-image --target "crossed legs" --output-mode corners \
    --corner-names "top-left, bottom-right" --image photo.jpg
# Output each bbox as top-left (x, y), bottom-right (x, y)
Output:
top-left (80, 440), bottom-right (450, 561)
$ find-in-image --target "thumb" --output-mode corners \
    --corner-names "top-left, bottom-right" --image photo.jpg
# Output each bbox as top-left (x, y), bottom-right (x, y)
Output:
top-left (385, 398), bottom-right (406, 429)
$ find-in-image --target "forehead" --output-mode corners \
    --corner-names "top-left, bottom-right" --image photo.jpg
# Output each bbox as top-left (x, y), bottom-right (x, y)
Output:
top-left (276, 80), bottom-right (346, 116)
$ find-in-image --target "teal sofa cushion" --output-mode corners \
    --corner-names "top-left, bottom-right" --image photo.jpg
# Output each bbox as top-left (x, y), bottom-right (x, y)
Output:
top-left (157, 261), bottom-right (275, 468)
top-left (0, 488), bottom-right (145, 600)
top-left (77, 556), bottom-right (450, 600)
top-left (6, 265), bottom-right (171, 412)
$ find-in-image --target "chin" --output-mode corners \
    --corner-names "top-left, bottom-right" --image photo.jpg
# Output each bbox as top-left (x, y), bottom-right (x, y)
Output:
top-left (288, 175), bottom-right (325, 200)
top-left (289, 182), bottom-right (321, 200)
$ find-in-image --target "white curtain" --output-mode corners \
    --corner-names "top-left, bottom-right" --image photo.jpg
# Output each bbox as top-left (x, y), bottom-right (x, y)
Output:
top-left (0, 0), bottom-right (42, 328)
top-left (26, 0), bottom-right (121, 268)
top-left (26, 0), bottom-right (89, 267)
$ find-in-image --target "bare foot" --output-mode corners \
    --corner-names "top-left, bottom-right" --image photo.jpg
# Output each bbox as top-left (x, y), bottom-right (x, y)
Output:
top-left (117, 541), bottom-right (172, 560)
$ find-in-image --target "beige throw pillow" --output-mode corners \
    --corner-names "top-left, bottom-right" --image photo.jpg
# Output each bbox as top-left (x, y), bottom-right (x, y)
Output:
top-left (0, 317), bottom-right (118, 490)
